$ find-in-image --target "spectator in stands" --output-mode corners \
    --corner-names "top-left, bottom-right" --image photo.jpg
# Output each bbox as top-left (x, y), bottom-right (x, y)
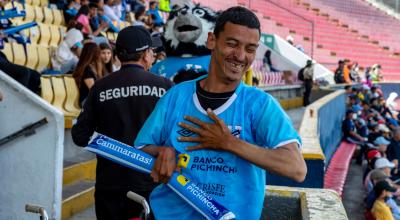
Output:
top-left (371, 64), bottom-right (383, 82)
top-left (132, 5), bottom-right (147, 27)
top-left (64, 0), bottom-right (82, 23)
top-left (71, 26), bottom-right (173, 220)
top-left (374, 136), bottom-right (390, 158)
top-left (334, 60), bottom-right (345, 84)
top-left (103, 0), bottom-right (123, 25)
top-left (99, 42), bottom-right (120, 75)
top-left (263, 50), bottom-right (279, 72)
top-left (371, 180), bottom-right (396, 220)
top-left (300, 60), bottom-right (314, 106)
top-left (343, 59), bottom-right (351, 84)
top-left (350, 62), bottom-right (361, 83)
top-left (364, 151), bottom-right (382, 181)
top-left (75, 5), bottom-right (93, 37)
top-left (342, 109), bottom-right (367, 144)
top-left (88, 3), bottom-right (109, 38)
top-left (51, 28), bottom-right (84, 74)
top-left (387, 129), bottom-right (400, 178)
top-left (73, 42), bottom-right (104, 105)
top-left (147, 1), bottom-right (164, 26)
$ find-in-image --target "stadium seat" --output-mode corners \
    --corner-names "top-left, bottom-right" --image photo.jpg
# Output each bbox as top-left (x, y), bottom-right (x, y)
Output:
top-left (52, 9), bottom-right (64, 26)
top-left (11, 42), bottom-right (26, 66)
top-left (36, 45), bottom-right (50, 71)
top-left (63, 76), bottom-right (81, 115)
top-left (40, 0), bottom-right (49, 7)
top-left (31, 0), bottom-right (41, 6)
top-left (1, 43), bottom-right (13, 63)
top-left (107, 32), bottom-right (115, 41)
top-left (24, 4), bottom-right (36, 22)
top-left (29, 25), bottom-right (40, 45)
top-left (34, 6), bottom-right (44, 23)
top-left (51, 76), bottom-right (78, 117)
top-left (43, 7), bottom-right (54, 24)
top-left (26, 43), bottom-right (39, 70)
top-left (38, 23), bottom-right (51, 46)
top-left (40, 76), bottom-right (53, 103)
top-left (49, 25), bottom-right (61, 47)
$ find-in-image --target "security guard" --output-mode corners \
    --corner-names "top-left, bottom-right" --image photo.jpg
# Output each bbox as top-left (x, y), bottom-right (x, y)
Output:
top-left (71, 26), bottom-right (173, 220)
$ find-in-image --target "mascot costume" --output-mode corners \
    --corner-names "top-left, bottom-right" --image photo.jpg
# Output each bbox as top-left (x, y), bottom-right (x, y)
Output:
top-left (150, 2), bottom-right (217, 80)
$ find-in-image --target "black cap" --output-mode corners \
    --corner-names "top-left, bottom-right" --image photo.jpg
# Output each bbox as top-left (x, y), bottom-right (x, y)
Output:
top-left (116, 26), bottom-right (154, 54)
top-left (374, 180), bottom-right (397, 196)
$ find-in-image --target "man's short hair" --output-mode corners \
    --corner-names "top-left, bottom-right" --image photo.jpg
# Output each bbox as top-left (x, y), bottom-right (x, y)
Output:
top-left (117, 50), bottom-right (145, 62)
top-left (213, 6), bottom-right (260, 38)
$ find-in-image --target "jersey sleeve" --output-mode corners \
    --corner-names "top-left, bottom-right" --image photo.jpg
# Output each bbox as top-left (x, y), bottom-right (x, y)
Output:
top-left (252, 95), bottom-right (301, 149)
top-left (134, 89), bottom-right (172, 149)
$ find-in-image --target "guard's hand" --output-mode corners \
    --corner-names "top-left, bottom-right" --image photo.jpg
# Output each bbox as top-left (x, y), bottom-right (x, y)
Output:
top-left (151, 147), bottom-right (178, 183)
top-left (178, 108), bottom-right (235, 152)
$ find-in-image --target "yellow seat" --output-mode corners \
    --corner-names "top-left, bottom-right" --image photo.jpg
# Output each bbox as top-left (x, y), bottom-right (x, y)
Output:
top-left (38, 23), bottom-right (51, 46)
top-left (34, 6), bottom-right (44, 23)
top-left (52, 9), bottom-right (64, 26)
top-left (24, 4), bottom-right (36, 22)
top-left (43, 7), bottom-right (53, 24)
top-left (26, 44), bottom-right (39, 70)
top-left (40, 0), bottom-right (49, 7)
top-left (11, 42), bottom-right (26, 66)
top-left (36, 45), bottom-right (50, 71)
top-left (25, 0), bottom-right (33, 4)
top-left (106, 32), bottom-right (115, 41)
top-left (40, 76), bottom-right (53, 103)
top-left (51, 76), bottom-right (78, 117)
top-left (29, 25), bottom-right (40, 45)
top-left (49, 25), bottom-right (61, 47)
top-left (63, 76), bottom-right (81, 115)
top-left (31, 0), bottom-right (41, 6)
top-left (1, 42), bottom-right (13, 63)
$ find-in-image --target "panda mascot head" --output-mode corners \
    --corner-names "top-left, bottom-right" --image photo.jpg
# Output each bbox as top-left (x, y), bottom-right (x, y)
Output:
top-left (150, 2), bottom-right (218, 80)
top-left (163, 3), bottom-right (217, 57)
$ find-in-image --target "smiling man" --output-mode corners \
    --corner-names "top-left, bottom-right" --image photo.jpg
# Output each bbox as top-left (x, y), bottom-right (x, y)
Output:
top-left (135, 6), bottom-right (307, 219)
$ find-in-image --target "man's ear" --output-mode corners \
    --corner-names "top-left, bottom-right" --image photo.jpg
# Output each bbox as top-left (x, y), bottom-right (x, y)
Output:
top-left (206, 32), bottom-right (216, 50)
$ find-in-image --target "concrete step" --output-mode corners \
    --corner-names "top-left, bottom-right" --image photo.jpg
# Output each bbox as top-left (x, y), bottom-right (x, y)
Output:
top-left (69, 205), bottom-right (96, 220)
top-left (62, 180), bottom-right (95, 220)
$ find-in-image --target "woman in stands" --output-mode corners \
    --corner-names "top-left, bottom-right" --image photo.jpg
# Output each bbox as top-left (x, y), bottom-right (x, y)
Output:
top-left (99, 43), bottom-right (120, 75)
top-left (73, 42), bottom-right (104, 105)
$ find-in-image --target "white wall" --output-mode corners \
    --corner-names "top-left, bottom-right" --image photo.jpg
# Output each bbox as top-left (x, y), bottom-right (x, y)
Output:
top-left (0, 71), bottom-right (64, 220)
top-left (259, 34), bottom-right (334, 84)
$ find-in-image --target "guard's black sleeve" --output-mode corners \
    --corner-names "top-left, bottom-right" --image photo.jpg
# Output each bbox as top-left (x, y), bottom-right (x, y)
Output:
top-left (71, 85), bottom-right (97, 147)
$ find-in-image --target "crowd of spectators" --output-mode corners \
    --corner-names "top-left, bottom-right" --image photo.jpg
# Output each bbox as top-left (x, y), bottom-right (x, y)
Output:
top-left (342, 83), bottom-right (400, 219)
top-left (0, 0), bottom-right (167, 99)
top-left (334, 59), bottom-right (383, 85)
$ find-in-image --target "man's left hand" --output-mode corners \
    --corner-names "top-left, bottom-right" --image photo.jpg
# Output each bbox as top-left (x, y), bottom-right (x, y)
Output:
top-left (178, 108), bottom-right (235, 152)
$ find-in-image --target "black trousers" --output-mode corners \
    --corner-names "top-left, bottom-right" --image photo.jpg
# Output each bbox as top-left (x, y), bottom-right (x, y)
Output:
top-left (95, 189), bottom-right (153, 220)
top-left (303, 79), bottom-right (313, 106)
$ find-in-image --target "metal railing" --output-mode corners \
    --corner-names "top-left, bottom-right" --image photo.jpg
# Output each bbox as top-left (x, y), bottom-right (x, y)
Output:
top-left (0, 117), bottom-right (48, 146)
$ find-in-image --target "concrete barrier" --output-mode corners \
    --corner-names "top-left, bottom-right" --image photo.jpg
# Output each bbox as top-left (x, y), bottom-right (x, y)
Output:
top-left (262, 185), bottom-right (348, 220)
top-left (266, 90), bottom-right (346, 188)
top-left (0, 71), bottom-right (64, 220)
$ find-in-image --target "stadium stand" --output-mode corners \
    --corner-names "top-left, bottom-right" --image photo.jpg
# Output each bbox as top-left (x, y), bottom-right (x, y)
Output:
top-left (244, 0), bottom-right (400, 80)
top-left (300, 0), bottom-right (400, 54)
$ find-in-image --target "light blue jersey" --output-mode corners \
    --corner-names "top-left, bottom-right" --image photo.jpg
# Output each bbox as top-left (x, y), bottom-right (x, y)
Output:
top-left (150, 55), bottom-right (210, 79)
top-left (135, 78), bottom-right (301, 219)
